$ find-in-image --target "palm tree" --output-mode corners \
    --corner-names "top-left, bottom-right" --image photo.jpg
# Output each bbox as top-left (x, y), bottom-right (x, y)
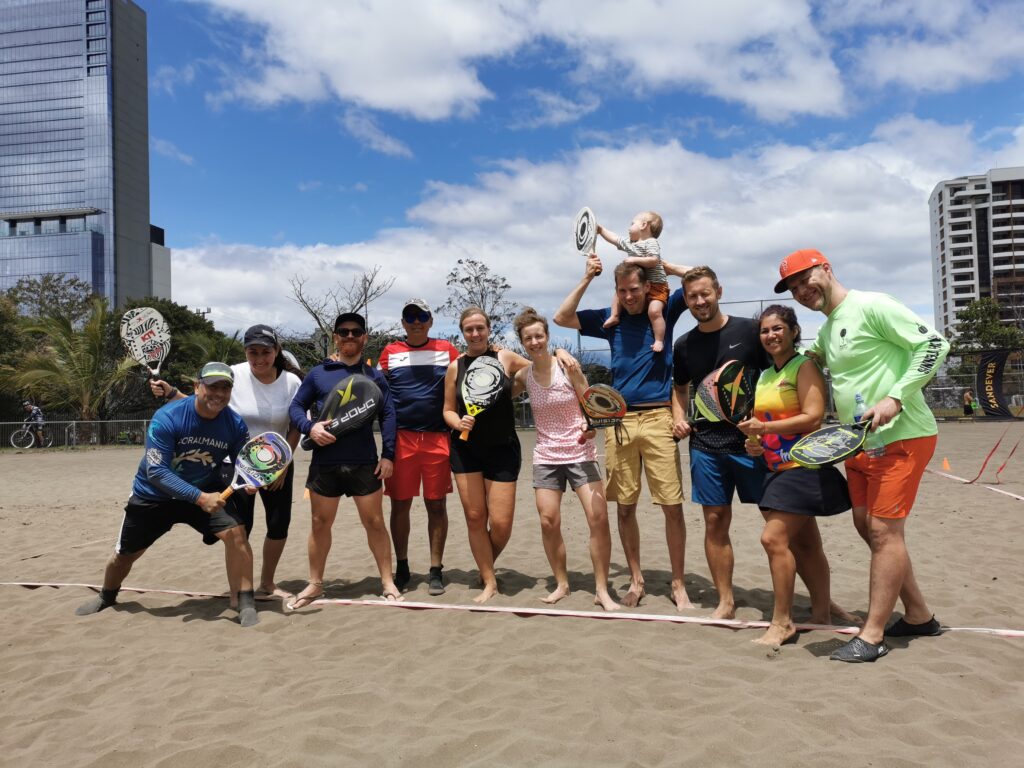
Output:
top-left (0, 298), bottom-right (136, 420)
top-left (177, 329), bottom-right (244, 367)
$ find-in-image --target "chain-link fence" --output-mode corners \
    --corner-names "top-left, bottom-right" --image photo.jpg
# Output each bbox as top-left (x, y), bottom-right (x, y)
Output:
top-left (1, 419), bottom-right (150, 449)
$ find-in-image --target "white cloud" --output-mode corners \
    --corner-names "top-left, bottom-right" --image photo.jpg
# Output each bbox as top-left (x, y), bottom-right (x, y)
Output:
top-left (338, 110), bottom-right (413, 158)
top-left (297, 180), bottom-right (322, 192)
top-left (511, 89), bottom-right (601, 129)
top-left (824, 1), bottom-right (1024, 92)
top-left (174, 115), bottom-right (1021, 341)
top-left (150, 62), bottom-right (199, 96)
top-left (194, 0), bottom-right (845, 122)
top-left (151, 138), bottom-right (195, 166)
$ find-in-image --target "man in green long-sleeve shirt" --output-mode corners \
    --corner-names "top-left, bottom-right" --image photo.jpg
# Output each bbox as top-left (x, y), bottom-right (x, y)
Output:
top-left (776, 249), bottom-right (949, 663)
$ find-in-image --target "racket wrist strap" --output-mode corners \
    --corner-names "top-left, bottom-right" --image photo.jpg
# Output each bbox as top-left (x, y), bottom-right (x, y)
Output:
top-left (165, 386), bottom-right (178, 400)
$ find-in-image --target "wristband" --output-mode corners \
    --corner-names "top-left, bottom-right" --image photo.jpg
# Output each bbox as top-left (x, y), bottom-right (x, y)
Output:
top-left (166, 386), bottom-right (178, 400)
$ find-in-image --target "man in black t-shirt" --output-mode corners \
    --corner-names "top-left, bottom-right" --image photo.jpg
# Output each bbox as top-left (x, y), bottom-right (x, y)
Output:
top-left (671, 266), bottom-right (769, 620)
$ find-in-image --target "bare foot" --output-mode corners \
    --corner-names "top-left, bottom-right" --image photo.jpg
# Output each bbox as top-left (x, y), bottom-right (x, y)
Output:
top-left (257, 583), bottom-right (295, 600)
top-left (594, 592), bottom-right (620, 611)
top-left (473, 581), bottom-right (499, 604)
top-left (621, 586), bottom-right (645, 608)
top-left (382, 583), bottom-right (404, 601)
top-left (670, 582), bottom-right (694, 612)
top-left (829, 601), bottom-right (863, 627)
top-left (602, 316), bottom-right (620, 330)
top-left (286, 583), bottom-right (324, 611)
top-left (651, 340), bottom-right (664, 353)
top-left (540, 583), bottom-right (570, 604)
top-left (753, 622), bottom-right (797, 646)
top-left (710, 601), bottom-right (736, 620)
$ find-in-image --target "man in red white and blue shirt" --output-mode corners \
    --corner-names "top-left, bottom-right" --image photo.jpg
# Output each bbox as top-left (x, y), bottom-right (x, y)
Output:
top-left (379, 298), bottom-right (459, 595)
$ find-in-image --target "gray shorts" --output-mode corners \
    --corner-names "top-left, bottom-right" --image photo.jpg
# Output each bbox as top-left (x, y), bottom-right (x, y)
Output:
top-left (532, 461), bottom-right (602, 492)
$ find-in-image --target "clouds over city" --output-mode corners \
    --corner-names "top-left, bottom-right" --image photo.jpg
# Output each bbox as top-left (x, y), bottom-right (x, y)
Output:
top-left (172, 114), bottom-right (1024, 337)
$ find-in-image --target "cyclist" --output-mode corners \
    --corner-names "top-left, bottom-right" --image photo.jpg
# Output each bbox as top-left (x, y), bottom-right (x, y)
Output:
top-left (22, 400), bottom-right (46, 448)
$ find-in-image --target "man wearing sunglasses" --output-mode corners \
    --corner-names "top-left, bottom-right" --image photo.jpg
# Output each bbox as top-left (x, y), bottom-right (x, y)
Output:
top-left (379, 299), bottom-right (460, 595)
top-left (287, 312), bottom-right (401, 607)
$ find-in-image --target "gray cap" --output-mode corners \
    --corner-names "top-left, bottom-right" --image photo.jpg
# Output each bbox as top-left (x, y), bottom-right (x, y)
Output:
top-left (198, 361), bottom-right (234, 385)
top-left (403, 298), bottom-right (431, 313)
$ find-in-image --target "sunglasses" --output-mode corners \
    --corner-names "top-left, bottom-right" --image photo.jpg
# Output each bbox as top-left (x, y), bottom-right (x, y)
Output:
top-left (403, 310), bottom-right (431, 323)
top-left (334, 328), bottom-right (365, 338)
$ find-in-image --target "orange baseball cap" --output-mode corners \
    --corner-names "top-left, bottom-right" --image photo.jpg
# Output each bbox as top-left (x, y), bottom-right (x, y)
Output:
top-left (774, 248), bottom-right (829, 293)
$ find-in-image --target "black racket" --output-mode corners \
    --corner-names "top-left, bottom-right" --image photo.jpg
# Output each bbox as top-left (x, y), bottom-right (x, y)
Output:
top-left (460, 356), bottom-right (507, 441)
top-left (579, 383), bottom-right (627, 429)
top-left (691, 360), bottom-right (756, 427)
top-left (790, 421), bottom-right (868, 468)
top-left (301, 373), bottom-right (382, 450)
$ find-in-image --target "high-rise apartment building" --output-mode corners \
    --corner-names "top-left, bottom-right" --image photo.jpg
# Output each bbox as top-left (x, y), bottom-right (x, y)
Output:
top-left (0, 0), bottom-right (169, 306)
top-left (930, 167), bottom-right (1024, 338)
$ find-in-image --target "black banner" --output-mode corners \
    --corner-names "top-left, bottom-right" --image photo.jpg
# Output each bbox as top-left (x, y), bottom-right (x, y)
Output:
top-left (976, 350), bottom-right (1016, 418)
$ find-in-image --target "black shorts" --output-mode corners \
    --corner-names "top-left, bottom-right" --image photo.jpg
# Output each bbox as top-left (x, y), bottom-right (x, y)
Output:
top-left (234, 463), bottom-right (294, 540)
top-left (116, 494), bottom-right (246, 554)
top-left (449, 436), bottom-right (522, 482)
top-left (758, 465), bottom-right (851, 517)
top-left (306, 462), bottom-right (382, 498)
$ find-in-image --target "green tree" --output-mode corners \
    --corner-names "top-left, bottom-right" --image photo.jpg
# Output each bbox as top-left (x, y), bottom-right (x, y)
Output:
top-left (0, 298), bottom-right (135, 420)
top-left (437, 258), bottom-right (517, 337)
top-left (0, 294), bottom-right (31, 418)
top-left (951, 298), bottom-right (1024, 354)
top-left (5, 274), bottom-right (94, 325)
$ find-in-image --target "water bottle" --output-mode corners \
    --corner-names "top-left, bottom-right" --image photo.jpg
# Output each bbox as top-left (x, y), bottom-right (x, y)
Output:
top-left (853, 392), bottom-right (885, 457)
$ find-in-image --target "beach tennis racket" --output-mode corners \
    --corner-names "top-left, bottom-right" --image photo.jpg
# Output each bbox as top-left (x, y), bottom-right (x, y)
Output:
top-left (574, 206), bottom-right (601, 275)
top-left (220, 431), bottom-right (293, 500)
top-left (300, 373), bottom-right (382, 450)
top-left (460, 355), bottom-right (507, 441)
top-left (579, 383), bottom-right (627, 429)
top-left (790, 422), bottom-right (868, 468)
top-left (120, 307), bottom-right (171, 379)
top-left (691, 360), bottom-right (756, 427)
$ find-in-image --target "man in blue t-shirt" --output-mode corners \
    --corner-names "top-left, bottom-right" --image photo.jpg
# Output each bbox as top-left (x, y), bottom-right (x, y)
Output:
top-left (75, 362), bottom-right (261, 627)
top-left (554, 255), bottom-right (691, 611)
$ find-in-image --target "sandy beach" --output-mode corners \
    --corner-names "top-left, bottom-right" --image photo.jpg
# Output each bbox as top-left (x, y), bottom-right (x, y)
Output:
top-left (1, 421), bottom-right (1022, 767)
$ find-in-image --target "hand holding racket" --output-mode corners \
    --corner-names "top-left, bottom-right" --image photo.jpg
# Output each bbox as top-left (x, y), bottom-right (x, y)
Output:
top-left (574, 206), bottom-right (601, 275)
top-left (789, 421), bottom-right (868, 468)
top-left (300, 373), bottom-right (382, 450)
top-left (120, 308), bottom-right (171, 385)
top-left (460, 356), bottom-right (507, 441)
top-left (690, 360), bottom-right (756, 429)
top-left (221, 431), bottom-right (293, 500)
top-left (578, 383), bottom-right (627, 430)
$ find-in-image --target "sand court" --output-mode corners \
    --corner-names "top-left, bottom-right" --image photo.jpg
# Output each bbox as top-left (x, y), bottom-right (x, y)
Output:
top-left (1, 422), bottom-right (1022, 766)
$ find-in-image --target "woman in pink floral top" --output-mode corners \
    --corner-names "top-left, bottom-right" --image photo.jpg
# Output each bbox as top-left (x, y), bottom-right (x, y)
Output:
top-left (512, 308), bottom-right (618, 611)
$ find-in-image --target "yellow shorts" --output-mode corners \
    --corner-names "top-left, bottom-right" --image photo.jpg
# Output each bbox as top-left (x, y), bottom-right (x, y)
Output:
top-left (604, 408), bottom-right (683, 506)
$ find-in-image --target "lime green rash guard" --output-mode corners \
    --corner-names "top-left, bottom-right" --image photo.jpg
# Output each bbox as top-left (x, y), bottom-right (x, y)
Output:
top-left (807, 290), bottom-right (949, 446)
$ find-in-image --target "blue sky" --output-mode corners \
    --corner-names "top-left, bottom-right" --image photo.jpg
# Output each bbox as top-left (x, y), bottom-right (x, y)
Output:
top-left (145, 0), bottom-right (1024, 344)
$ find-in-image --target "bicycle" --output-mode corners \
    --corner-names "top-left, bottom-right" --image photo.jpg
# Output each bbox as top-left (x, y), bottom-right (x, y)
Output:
top-left (10, 424), bottom-right (54, 449)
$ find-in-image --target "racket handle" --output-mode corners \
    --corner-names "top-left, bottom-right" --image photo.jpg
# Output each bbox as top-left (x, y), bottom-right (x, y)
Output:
top-left (220, 487), bottom-right (235, 501)
top-left (459, 428), bottom-right (470, 441)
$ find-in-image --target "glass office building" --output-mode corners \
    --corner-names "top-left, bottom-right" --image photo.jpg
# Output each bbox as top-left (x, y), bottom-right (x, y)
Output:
top-left (0, 0), bottom-right (167, 305)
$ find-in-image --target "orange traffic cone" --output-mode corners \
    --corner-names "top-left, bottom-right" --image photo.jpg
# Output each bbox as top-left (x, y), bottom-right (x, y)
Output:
top-left (942, 457), bottom-right (951, 471)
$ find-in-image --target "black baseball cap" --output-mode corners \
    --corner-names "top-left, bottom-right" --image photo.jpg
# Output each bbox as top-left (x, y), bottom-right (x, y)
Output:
top-left (243, 324), bottom-right (278, 348)
top-left (334, 312), bottom-right (366, 332)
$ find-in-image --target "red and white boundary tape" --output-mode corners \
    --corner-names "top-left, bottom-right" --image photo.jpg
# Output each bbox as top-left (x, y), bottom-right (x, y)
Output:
top-left (5, 581), bottom-right (1023, 638)
top-left (924, 468), bottom-right (1024, 502)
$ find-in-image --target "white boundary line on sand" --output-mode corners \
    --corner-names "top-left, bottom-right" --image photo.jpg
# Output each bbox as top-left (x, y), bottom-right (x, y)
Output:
top-left (925, 468), bottom-right (1024, 502)
top-left (6, 582), bottom-right (1024, 638)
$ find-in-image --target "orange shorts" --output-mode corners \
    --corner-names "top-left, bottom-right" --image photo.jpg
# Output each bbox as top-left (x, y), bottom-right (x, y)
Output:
top-left (647, 282), bottom-right (669, 304)
top-left (845, 435), bottom-right (936, 519)
top-left (384, 430), bottom-right (452, 500)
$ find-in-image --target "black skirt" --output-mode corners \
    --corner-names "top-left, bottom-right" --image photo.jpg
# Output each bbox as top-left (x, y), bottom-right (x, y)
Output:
top-left (758, 465), bottom-right (851, 517)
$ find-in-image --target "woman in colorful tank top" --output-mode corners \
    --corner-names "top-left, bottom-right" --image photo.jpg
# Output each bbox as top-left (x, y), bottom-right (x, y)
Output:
top-left (511, 308), bottom-right (618, 611)
top-left (738, 305), bottom-right (856, 646)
